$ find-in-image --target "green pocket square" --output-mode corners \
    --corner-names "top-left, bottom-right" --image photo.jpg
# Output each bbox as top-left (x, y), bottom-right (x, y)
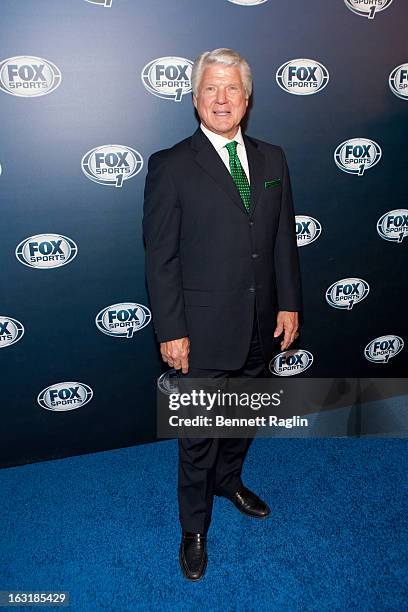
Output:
top-left (264, 178), bottom-right (281, 189)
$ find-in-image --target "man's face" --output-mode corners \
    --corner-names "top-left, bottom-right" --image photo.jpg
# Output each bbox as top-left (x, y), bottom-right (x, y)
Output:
top-left (193, 64), bottom-right (249, 140)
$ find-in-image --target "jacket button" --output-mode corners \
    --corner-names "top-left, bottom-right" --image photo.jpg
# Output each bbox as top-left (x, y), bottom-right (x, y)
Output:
top-left (249, 286), bottom-right (255, 292)
top-left (249, 221), bottom-right (254, 226)
top-left (251, 253), bottom-right (259, 259)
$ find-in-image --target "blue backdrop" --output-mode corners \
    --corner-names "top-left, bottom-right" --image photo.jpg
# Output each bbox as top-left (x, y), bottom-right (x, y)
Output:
top-left (1, 0), bottom-right (406, 467)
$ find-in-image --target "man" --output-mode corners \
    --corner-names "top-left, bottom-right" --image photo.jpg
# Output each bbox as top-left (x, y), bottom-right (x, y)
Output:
top-left (143, 48), bottom-right (302, 580)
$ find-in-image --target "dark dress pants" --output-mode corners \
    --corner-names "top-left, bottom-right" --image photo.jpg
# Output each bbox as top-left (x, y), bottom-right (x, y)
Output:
top-left (177, 304), bottom-right (269, 534)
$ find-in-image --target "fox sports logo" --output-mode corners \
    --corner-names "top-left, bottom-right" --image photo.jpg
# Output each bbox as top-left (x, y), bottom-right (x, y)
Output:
top-left (16, 233), bottom-right (78, 269)
top-left (0, 56), bottom-right (61, 97)
top-left (326, 278), bottom-right (369, 310)
top-left (296, 215), bottom-right (322, 247)
top-left (96, 302), bottom-right (151, 338)
top-left (82, 145), bottom-right (143, 188)
top-left (85, 0), bottom-right (112, 6)
top-left (270, 349), bottom-right (313, 377)
top-left (158, 369), bottom-right (180, 395)
top-left (344, 0), bottom-right (393, 19)
top-left (377, 209), bottom-right (408, 243)
top-left (389, 63), bottom-right (408, 101)
top-left (38, 382), bottom-right (93, 412)
top-left (334, 138), bottom-right (381, 175)
top-left (227, 0), bottom-right (268, 5)
top-left (0, 315), bottom-right (24, 348)
top-left (276, 59), bottom-right (329, 96)
top-left (141, 57), bottom-right (193, 102)
top-left (364, 335), bottom-right (404, 364)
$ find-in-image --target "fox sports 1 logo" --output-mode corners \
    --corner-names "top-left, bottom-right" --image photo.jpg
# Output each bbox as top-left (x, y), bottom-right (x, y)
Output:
top-left (344, 0), bottom-right (393, 19)
top-left (389, 63), bottom-right (408, 101)
top-left (96, 302), bottom-right (151, 338)
top-left (227, 0), bottom-right (268, 5)
top-left (0, 56), bottom-right (61, 97)
top-left (157, 369), bottom-right (180, 395)
top-left (82, 145), bottom-right (143, 188)
top-left (296, 215), bottom-right (322, 247)
top-left (334, 138), bottom-right (381, 175)
top-left (364, 335), bottom-right (404, 364)
top-left (377, 209), bottom-right (408, 243)
top-left (326, 278), bottom-right (369, 310)
top-left (270, 349), bottom-right (313, 376)
top-left (16, 234), bottom-right (78, 269)
top-left (38, 382), bottom-right (93, 412)
top-left (276, 59), bottom-right (329, 96)
top-left (141, 57), bottom-right (193, 102)
top-left (0, 315), bottom-right (24, 348)
top-left (85, 0), bottom-right (112, 6)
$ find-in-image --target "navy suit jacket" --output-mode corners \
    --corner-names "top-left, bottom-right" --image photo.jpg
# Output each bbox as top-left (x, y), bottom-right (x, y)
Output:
top-left (142, 127), bottom-right (302, 370)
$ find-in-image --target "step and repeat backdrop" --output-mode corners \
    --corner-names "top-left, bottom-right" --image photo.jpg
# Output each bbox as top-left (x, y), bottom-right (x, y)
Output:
top-left (0, 0), bottom-right (407, 466)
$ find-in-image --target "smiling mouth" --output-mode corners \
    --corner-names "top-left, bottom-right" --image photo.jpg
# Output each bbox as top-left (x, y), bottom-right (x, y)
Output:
top-left (213, 110), bottom-right (230, 116)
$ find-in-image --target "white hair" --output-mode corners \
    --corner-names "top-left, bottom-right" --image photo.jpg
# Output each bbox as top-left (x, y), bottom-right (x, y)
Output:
top-left (191, 48), bottom-right (253, 98)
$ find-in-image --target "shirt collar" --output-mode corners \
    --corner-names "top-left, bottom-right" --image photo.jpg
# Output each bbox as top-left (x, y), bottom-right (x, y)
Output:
top-left (200, 123), bottom-right (245, 152)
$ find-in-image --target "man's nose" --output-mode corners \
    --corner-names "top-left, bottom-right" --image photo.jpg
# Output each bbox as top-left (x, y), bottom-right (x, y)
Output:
top-left (216, 87), bottom-right (227, 103)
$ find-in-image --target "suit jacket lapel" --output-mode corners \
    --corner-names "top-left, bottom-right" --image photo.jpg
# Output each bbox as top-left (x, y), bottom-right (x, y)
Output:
top-left (191, 128), bottom-right (265, 217)
top-left (244, 134), bottom-right (265, 218)
top-left (191, 128), bottom-right (247, 214)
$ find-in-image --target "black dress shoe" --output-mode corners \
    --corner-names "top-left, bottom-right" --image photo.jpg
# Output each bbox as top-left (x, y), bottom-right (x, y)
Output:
top-left (218, 486), bottom-right (271, 518)
top-left (179, 532), bottom-right (208, 581)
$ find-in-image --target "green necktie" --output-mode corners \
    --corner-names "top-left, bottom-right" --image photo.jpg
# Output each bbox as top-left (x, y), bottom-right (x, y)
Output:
top-left (225, 140), bottom-right (251, 213)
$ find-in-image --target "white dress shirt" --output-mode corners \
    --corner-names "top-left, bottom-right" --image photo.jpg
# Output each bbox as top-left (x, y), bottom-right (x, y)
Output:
top-left (200, 123), bottom-right (250, 184)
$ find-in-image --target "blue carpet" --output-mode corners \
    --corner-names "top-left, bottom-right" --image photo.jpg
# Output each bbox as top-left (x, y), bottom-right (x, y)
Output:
top-left (0, 438), bottom-right (407, 611)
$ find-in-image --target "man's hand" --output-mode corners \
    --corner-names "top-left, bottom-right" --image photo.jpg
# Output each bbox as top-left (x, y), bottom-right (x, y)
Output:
top-left (274, 311), bottom-right (299, 351)
top-left (160, 337), bottom-right (190, 374)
